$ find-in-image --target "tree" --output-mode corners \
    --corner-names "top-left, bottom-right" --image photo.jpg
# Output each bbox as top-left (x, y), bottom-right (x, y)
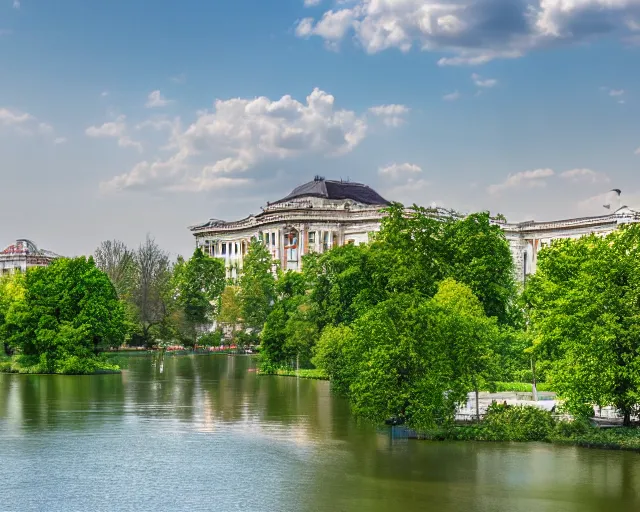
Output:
top-left (527, 226), bottom-right (640, 426)
top-left (312, 280), bottom-right (499, 429)
top-left (218, 285), bottom-right (242, 345)
top-left (0, 272), bottom-right (25, 355)
top-left (94, 240), bottom-right (135, 299)
top-left (1, 257), bottom-right (125, 373)
top-left (174, 248), bottom-right (226, 346)
top-left (131, 236), bottom-right (173, 347)
top-left (239, 240), bottom-right (276, 332)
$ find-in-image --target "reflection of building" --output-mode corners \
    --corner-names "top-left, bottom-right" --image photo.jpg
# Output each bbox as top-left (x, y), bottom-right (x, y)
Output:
top-left (189, 178), bottom-right (640, 282)
top-left (189, 177), bottom-right (390, 277)
top-left (0, 239), bottom-right (60, 275)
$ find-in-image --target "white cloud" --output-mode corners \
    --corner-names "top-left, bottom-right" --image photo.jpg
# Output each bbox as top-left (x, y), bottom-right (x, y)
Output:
top-left (13, 0), bottom-right (20, 9)
top-left (368, 104), bottom-right (409, 127)
top-left (145, 90), bottom-right (172, 108)
top-left (472, 73), bottom-right (498, 88)
top-left (102, 88), bottom-right (371, 193)
top-left (0, 108), bottom-right (32, 125)
top-left (560, 168), bottom-right (609, 183)
top-left (304, 0), bottom-right (322, 6)
top-left (170, 73), bottom-right (186, 84)
top-left (85, 115), bottom-right (143, 151)
top-left (54, 137), bottom-right (67, 145)
top-left (609, 89), bottom-right (625, 97)
top-left (296, 0), bottom-right (640, 64)
top-left (443, 91), bottom-right (461, 101)
top-left (379, 162), bottom-right (423, 178)
top-left (488, 168), bottom-right (555, 195)
top-left (635, 146), bottom-right (640, 155)
top-left (101, 90), bottom-right (109, 97)
top-left (386, 178), bottom-right (430, 205)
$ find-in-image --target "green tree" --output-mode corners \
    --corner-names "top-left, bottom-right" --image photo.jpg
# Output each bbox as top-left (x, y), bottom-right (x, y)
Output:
top-left (239, 240), bottom-right (276, 332)
top-left (527, 226), bottom-right (640, 425)
top-left (174, 247), bottom-right (226, 346)
top-left (0, 272), bottom-right (25, 355)
top-left (2, 257), bottom-right (125, 373)
top-left (313, 280), bottom-right (499, 429)
top-left (218, 285), bottom-right (242, 345)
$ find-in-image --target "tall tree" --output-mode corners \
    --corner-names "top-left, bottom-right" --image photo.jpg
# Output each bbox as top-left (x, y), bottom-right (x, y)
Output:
top-left (174, 248), bottom-right (226, 346)
top-left (131, 236), bottom-right (173, 346)
top-left (527, 226), bottom-right (640, 426)
top-left (94, 240), bottom-right (135, 299)
top-left (239, 240), bottom-right (275, 332)
top-left (218, 285), bottom-right (242, 345)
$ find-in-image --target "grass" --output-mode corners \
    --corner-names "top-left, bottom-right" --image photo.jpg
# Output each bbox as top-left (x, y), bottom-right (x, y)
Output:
top-left (259, 367), bottom-right (328, 380)
top-left (485, 382), bottom-right (555, 393)
top-left (0, 354), bottom-right (120, 375)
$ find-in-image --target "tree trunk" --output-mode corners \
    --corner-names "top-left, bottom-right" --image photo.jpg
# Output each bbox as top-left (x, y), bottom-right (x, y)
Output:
top-left (623, 409), bottom-right (631, 427)
top-left (475, 387), bottom-right (480, 422)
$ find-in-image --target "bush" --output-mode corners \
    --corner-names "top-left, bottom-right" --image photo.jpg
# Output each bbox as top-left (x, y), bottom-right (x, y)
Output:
top-left (198, 330), bottom-right (223, 347)
top-left (481, 404), bottom-right (555, 441)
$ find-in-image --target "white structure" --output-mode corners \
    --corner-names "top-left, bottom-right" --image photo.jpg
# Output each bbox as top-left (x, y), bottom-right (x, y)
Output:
top-left (189, 177), bottom-right (389, 277)
top-left (190, 177), bottom-right (640, 282)
top-left (499, 206), bottom-right (640, 282)
top-left (0, 239), bottom-right (59, 275)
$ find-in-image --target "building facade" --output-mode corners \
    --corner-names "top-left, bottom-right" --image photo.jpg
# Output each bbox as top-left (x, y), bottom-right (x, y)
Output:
top-left (0, 239), bottom-right (60, 275)
top-left (189, 177), bottom-right (640, 282)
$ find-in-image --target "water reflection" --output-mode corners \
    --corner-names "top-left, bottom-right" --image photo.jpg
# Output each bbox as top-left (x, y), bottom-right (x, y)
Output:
top-left (0, 354), bottom-right (639, 512)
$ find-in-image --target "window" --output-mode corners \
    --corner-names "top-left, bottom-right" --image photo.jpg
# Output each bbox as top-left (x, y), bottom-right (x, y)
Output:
top-left (235, 243), bottom-right (239, 254)
top-left (221, 243), bottom-right (227, 255)
top-left (271, 233), bottom-right (276, 246)
top-left (308, 231), bottom-right (316, 244)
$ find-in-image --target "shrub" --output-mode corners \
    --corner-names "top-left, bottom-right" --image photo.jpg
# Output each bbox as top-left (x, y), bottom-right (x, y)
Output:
top-left (481, 404), bottom-right (555, 442)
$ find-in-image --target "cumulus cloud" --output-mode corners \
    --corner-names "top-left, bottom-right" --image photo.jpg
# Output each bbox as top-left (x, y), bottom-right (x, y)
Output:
top-left (295, 0), bottom-right (640, 65)
top-left (443, 91), bottom-right (461, 101)
top-left (560, 168), bottom-right (609, 184)
top-left (488, 168), bottom-right (555, 195)
top-left (0, 108), bottom-right (33, 125)
top-left (368, 104), bottom-right (409, 126)
top-left (85, 115), bottom-right (143, 151)
top-left (145, 90), bottom-right (172, 108)
top-left (0, 107), bottom-right (61, 141)
top-left (379, 162), bottom-right (423, 178)
top-left (102, 88), bottom-right (377, 193)
top-left (472, 73), bottom-right (498, 88)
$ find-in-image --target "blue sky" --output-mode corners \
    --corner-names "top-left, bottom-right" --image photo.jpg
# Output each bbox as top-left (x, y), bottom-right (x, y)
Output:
top-left (2, 0), bottom-right (640, 257)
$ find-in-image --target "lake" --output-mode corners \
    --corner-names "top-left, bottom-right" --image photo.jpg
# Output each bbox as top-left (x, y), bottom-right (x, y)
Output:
top-left (0, 354), bottom-right (638, 511)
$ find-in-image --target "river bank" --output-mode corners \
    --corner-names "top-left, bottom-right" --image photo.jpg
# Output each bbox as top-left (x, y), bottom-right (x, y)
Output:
top-left (0, 354), bottom-right (120, 375)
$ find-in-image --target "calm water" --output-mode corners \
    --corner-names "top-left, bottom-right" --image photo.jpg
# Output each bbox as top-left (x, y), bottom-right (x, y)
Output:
top-left (0, 355), bottom-right (639, 512)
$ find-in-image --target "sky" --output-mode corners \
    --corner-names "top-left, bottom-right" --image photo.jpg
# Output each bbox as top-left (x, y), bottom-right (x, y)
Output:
top-left (2, 0), bottom-right (640, 259)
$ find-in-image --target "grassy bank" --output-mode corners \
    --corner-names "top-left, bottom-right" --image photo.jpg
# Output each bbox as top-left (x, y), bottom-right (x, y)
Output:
top-left (410, 404), bottom-right (640, 452)
top-left (258, 367), bottom-right (328, 380)
top-left (0, 354), bottom-right (120, 375)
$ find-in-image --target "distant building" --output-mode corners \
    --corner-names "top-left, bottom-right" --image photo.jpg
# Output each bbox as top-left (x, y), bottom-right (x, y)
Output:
top-left (189, 177), bottom-right (640, 282)
top-left (499, 206), bottom-right (640, 283)
top-left (0, 239), bottom-right (60, 275)
top-left (189, 177), bottom-right (390, 278)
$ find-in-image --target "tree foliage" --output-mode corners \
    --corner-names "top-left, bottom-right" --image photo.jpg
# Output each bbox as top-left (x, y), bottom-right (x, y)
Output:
top-left (0, 257), bottom-right (125, 373)
top-left (173, 247), bottom-right (226, 344)
top-left (239, 240), bottom-right (276, 331)
top-left (526, 225), bottom-right (640, 425)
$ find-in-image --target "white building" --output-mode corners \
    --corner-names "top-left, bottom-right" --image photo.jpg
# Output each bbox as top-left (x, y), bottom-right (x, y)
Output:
top-left (189, 177), bottom-right (640, 282)
top-left (0, 239), bottom-right (60, 275)
top-left (189, 177), bottom-right (389, 278)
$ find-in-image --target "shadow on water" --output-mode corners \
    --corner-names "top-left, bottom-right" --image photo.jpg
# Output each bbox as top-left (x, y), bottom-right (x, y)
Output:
top-left (1, 354), bottom-right (639, 512)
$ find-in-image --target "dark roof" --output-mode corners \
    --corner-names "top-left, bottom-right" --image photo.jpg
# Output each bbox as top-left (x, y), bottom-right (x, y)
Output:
top-left (273, 178), bottom-right (390, 206)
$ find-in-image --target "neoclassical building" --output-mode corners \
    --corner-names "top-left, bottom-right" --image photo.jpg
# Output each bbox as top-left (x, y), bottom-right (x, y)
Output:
top-left (189, 177), bottom-right (640, 282)
top-left (0, 239), bottom-right (60, 275)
